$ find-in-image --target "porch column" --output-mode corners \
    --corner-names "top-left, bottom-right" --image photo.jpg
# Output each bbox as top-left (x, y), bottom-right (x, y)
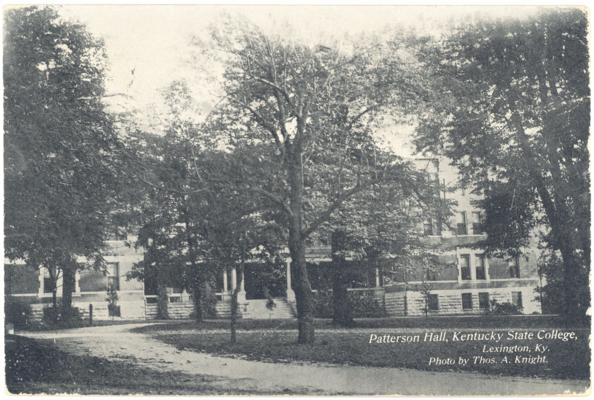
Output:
top-left (238, 267), bottom-right (246, 301)
top-left (222, 268), bottom-right (228, 293)
top-left (57, 271), bottom-right (63, 297)
top-left (286, 258), bottom-right (296, 301)
top-left (75, 270), bottom-right (81, 294)
top-left (239, 270), bottom-right (245, 292)
top-left (374, 267), bottom-right (380, 287)
top-left (38, 268), bottom-right (45, 297)
top-left (231, 267), bottom-right (237, 291)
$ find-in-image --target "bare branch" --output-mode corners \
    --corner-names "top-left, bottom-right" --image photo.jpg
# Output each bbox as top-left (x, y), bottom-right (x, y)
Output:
top-left (347, 104), bottom-right (380, 130)
top-left (233, 97), bottom-right (285, 154)
top-left (252, 76), bottom-right (293, 107)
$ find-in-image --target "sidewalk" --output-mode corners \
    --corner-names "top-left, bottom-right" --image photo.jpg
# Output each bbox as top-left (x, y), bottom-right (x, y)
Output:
top-left (18, 323), bottom-right (590, 395)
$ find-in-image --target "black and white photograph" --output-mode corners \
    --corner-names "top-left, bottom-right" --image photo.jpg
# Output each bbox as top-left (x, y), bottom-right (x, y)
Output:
top-left (3, 3), bottom-right (591, 396)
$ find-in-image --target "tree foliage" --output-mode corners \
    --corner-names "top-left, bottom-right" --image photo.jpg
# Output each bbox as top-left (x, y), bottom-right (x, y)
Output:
top-left (414, 9), bottom-right (589, 319)
top-left (207, 21), bottom-right (425, 342)
top-left (4, 6), bottom-right (121, 317)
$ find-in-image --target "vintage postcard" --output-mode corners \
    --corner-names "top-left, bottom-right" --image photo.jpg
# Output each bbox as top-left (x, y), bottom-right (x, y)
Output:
top-left (3, 4), bottom-right (591, 396)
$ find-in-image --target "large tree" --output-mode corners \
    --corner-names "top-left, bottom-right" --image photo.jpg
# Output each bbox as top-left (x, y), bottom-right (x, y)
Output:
top-left (198, 146), bottom-right (286, 342)
top-left (4, 6), bottom-right (121, 319)
top-left (414, 9), bottom-right (589, 320)
top-left (313, 148), bottom-right (442, 326)
top-left (208, 24), bottom-right (423, 343)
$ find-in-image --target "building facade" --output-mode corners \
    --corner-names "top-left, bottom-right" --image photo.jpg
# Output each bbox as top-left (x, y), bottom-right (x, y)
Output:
top-left (383, 158), bottom-right (542, 316)
top-left (5, 159), bottom-right (542, 322)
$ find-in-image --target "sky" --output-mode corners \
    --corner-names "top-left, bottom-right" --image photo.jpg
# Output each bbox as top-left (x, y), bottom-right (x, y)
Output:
top-left (57, 5), bottom-right (549, 157)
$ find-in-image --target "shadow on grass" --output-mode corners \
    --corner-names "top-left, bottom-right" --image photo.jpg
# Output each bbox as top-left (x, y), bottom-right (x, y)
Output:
top-left (24, 319), bottom-right (147, 332)
top-left (132, 314), bottom-right (587, 334)
top-left (138, 318), bottom-right (590, 381)
top-left (5, 336), bottom-right (258, 395)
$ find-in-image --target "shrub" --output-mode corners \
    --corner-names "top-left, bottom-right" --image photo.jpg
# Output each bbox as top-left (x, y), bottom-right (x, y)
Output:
top-left (106, 286), bottom-right (120, 317)
top-left (350, 291), bottom-right (386, 318)
top-left (486, 300), bottom-right (522, 315)
top-left (189, 287), bottom-right (218, 319)
top-left (5, 301), bottom-right (32, 329)
top-left (313, 290), bottom-right (334, 318)
top-left (313, 289), bottom-right (386, 318)
top-left (42, 304), bottom-right (83, 327)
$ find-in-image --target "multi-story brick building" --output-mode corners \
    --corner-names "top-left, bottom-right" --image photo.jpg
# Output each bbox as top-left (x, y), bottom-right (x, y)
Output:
top-left (381, 158), bottom-right (542, 316)
top-left (5, 158), bottom-right (542, 322)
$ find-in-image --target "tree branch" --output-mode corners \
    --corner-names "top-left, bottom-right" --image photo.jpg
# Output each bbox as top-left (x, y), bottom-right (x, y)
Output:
top-left (234, 98), bottom-right (284, 155)
top-left (246, 186), bottom-right (293, 218)
top-left (302, 181), bottom-right (365, 238)
top-left (252, 76), bottom-right (293, 107)
top-left (347, 104), bottom-right (380, 130)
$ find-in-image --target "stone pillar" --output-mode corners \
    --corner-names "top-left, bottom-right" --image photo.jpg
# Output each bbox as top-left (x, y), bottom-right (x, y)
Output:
top-left (286, 258), bottom-right (296, 302)
top-left (223, 269), bottom-right (228, 293)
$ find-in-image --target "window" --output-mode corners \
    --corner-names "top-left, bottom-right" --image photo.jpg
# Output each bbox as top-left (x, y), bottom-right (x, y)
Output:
top-left (508, 257), bottom-right (521, 278)
top-left (107, 263), bottom-right (120, 291)
top-left (43, 277), bottom-right (54, 293)
top-left (475, 255), bottom-right (486, 280)
top-left (428, 294), bottom-right (439, 311)
top-left (423, 218), bottom-right (433, 236)
top-left (471, 211), bottom-right (483, 234)
top-left (462, 293), bottom-right (473, 310)
top-left (512, 291), bottom-right (523, 309)
top-left (456, 211), bottom-right (468, 235)
top-left (479, 292), bottom-right (490, 310)
top-left (460, 255), bottom-right (471, 280)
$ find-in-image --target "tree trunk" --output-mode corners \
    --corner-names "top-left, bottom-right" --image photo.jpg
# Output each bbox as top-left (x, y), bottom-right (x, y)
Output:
top-left (558, 237), bottom-right (588, 322)
top-left (191, 274), bottom-right (203, 322)
top-left (331, 230), bottom-right (353, 326)
top-left (287, 148), bottom-right (315, 344)
top-left (507, 105), bottom-right (588, 321)
top-left (157, 283), bottom-right (169, 319)
top-left (47, 264), bottom-right (58, 322)
top-left (62, 266), bottom-right (75, 322)
top-left (230, 286), bottom-right (238, 344)
top-left (533, 71), bottom-right (589, 321)
top-left (184, 213), bottom-right (204, 322)
top-left (230, 264), bottom-right (243, 344)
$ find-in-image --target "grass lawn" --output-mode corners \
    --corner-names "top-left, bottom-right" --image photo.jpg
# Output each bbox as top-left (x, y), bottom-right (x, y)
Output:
top-left (5, 335), bottom-right (257, 394)
top-left (141, 318), bottom-right (590, 381)
top-left (22, 319), bottom-right (146, 332)
top-left (133, 314), bottom-right (583, 333)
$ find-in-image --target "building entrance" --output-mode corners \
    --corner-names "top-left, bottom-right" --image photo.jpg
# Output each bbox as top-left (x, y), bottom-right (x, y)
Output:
top-left (244, 263), bottom-right (286, 300)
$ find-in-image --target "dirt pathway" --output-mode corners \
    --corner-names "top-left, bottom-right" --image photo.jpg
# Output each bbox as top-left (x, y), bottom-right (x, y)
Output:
top-left (18, 323), bottom-right (589, 395)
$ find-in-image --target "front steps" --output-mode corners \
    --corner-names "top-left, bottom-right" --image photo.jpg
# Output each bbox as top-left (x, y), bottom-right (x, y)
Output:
top-left (146, 297), bottom-right (297, 320)
top-left (240, 298), bottom-right (296, 319)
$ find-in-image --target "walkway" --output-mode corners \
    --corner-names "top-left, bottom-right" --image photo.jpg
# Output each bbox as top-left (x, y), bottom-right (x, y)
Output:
top-left (18, 323), bottom-right (589, 395)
